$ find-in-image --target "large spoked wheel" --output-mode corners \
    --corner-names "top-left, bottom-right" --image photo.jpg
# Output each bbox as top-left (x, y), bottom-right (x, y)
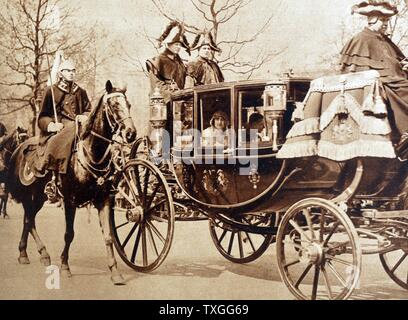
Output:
top-left (111, 159), bottom-right (175, 272)
top-left (379, 226), bottom-right (408, 290)
top-left (276, 198), bottom-right (361, 300)
top-left (129, 136), bottom-right (152, 160)
top-left (209, 214), bottom-right (274, 264)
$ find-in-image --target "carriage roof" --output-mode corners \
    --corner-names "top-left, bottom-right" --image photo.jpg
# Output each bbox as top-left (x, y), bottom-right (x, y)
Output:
top-left (170, 77), bottom-right (312, 100)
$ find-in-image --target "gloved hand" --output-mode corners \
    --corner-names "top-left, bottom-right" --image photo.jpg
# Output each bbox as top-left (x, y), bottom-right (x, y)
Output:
top-left (47, 122), bottom-right (64, 133)
top-left (76, 114), bottom-right (88, 124)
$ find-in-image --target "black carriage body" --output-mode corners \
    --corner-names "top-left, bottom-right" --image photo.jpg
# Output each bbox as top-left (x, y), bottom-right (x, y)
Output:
top-left (168, 77), bottom-right (406, 214)
top-left (167, 78), bottom-right (342, 212)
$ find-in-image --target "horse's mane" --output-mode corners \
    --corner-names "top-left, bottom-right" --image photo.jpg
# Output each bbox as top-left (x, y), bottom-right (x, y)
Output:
top-left (80, 94), bottom-right (105, 139)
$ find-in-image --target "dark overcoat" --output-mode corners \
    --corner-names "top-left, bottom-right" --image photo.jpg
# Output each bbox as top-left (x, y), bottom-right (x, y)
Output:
top-left (340, 28), bottom-right (408, 136)
top-left (187, 56), bottom-right (224, 86)
top-left (146, 49), bottom-right (187, 103)
top-left (35, 80), bottom-right (91, 174)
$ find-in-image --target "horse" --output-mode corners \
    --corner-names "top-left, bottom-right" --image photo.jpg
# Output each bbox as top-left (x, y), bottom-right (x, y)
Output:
top-left (0, 126), bottom-right (29, 218)
top-left (7, 80), bottom-right (136, 284)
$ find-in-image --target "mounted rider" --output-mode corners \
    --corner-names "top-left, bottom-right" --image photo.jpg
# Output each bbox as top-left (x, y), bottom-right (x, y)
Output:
top-left (37, 58), bottom-right (91, 202)
top-left (339, 0), bottom-right (408, 156)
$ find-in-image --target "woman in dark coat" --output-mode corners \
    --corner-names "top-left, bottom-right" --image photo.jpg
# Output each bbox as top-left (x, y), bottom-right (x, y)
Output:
top-left (339, 0), bottom-right (408, 145)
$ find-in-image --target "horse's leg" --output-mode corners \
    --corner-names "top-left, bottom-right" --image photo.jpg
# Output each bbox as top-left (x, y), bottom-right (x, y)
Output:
top-left (18, 208), bottom-right (31, 265)
top-left (60, 202), bottom-right (76, 277)
top-left (17, 199), bottom-right (43, 264)
top-left (30, 219), bottom-right (51, 266)
top-left (97, 197), bottom-right (125, 285)
top-left (21, 198), bottom-right (50, 266)
top-left (0, 197), bottom-right (4, 216)
top-left (3, 193), bottom-right (9, 219)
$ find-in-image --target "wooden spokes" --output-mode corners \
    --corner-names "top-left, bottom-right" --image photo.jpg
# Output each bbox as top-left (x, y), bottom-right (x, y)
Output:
top-left (276, 198), bottom-right (361, 300)
top-left (379, 226), bottom-right (408, 290)
top-left (111, 159), bottom-right (175, 272)
top-left (209, 214), bottom-right (274, 264)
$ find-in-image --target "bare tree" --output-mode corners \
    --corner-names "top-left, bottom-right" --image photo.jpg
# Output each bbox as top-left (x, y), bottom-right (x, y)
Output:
top-left (389, 0), bottom-right (408, 50)
top-left (147, 0), bottom-right (284, 79)
top-left (0, 0), bottom-right (94, 134)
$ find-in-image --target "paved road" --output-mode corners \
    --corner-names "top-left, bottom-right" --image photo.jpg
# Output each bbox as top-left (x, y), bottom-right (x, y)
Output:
top-left (0, 200), bottom-right (407, 300)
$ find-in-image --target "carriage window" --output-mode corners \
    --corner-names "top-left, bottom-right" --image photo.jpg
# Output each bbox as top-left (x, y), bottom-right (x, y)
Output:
top-left (238, 90), bottom-right (269, 146)
top-left (173, 99), bottom-right (193, 150)
top-left (198, 90), bottom-right (232, 149)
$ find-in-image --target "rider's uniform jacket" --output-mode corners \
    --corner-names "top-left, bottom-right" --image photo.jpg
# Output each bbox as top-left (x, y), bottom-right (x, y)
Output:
top-left (340, 27), bottom-right (408, 136)
top-left (146, 48), bottom-right (187, 103)
top-left (38, 79), bottom-right (91, 137)
top-left (187, 56), bottom-right (224, 86)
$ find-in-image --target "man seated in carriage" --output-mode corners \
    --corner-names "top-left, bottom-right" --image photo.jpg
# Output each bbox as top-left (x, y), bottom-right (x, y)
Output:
top-left (340, 0), bottom-right (408, 156)
top-left (244, 112), bottom-right (266, 143)
top-left (36, 58), bottom-right (91, 203)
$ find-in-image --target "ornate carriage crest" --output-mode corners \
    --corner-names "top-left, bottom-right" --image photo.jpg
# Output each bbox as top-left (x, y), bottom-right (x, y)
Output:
top-left (202, 169), bottom-right (229, 195)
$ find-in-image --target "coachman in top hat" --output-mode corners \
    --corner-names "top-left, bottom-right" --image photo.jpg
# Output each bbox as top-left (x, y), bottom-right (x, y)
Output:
top-left (146, 21), bottom-right (190, 103)
top-left (186, 31), bottom-right (224, 86)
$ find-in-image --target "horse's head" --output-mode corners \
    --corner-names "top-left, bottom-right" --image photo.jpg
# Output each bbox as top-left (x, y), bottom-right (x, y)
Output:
top-left (104, 80), bottom-right (137, 143)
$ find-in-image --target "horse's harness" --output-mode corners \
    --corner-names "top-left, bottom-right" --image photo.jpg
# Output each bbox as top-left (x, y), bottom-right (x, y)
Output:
top-left (77, 91), bottom-right (132, 185)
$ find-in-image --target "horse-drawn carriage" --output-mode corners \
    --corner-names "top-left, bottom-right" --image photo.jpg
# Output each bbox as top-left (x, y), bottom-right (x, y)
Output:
top-left (106, 71), bottom-right (408, 299)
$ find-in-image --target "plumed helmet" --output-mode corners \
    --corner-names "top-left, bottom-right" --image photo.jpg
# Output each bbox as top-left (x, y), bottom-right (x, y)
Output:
top-left (352, 1), bottom-right (398, 17)
top-left (157, 21), bottom-right (190, 55)
top-left (58, 59), bottom-right (76, 72)
top-left (190, 31), bottom-right (221, 52)
top-left (210, 110), bottom-right (229, 127)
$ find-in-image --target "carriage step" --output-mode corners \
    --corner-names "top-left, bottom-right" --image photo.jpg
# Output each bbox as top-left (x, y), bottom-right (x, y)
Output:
top-left (362, 209), bottom-right (408, 219)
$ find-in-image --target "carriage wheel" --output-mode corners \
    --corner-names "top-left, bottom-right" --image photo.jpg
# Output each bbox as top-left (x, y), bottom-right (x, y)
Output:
top-left (130, 136), bottom-right (153, 160)
top-left (111, 159), bottom-right (175, 272)
top-left (379, 227), bottom-right (408, 290)
top-left (276, 198), bottom-right (361, 300)
top-left (209, 214), bottom-right (274, 264)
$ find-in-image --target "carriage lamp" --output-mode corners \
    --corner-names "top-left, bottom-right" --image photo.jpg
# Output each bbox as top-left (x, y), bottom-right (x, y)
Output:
top-left (149, 87), bottom-right (167, 157)
top-left (263, 83), bottom-right (287, 151)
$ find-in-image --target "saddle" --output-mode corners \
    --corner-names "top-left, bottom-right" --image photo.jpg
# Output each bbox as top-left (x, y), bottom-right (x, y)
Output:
top-left (20, 123), bottom-right (77, 186)
top-left (277, 70), bottom-right (396, 161)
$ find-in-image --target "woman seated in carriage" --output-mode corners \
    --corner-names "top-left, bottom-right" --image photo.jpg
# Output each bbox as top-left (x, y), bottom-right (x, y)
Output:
top-left (202, 110), bottom-right (233, 148)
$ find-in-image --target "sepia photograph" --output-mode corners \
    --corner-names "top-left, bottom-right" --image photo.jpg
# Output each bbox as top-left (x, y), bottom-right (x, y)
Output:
top-left (0, 0), bottom-right (408, 303)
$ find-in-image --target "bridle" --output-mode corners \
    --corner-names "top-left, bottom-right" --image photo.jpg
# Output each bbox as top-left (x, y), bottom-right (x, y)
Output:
top-left (103, 92), bottom-right (132, 132)
top-left (77, 91), bottom-right (133, 184)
